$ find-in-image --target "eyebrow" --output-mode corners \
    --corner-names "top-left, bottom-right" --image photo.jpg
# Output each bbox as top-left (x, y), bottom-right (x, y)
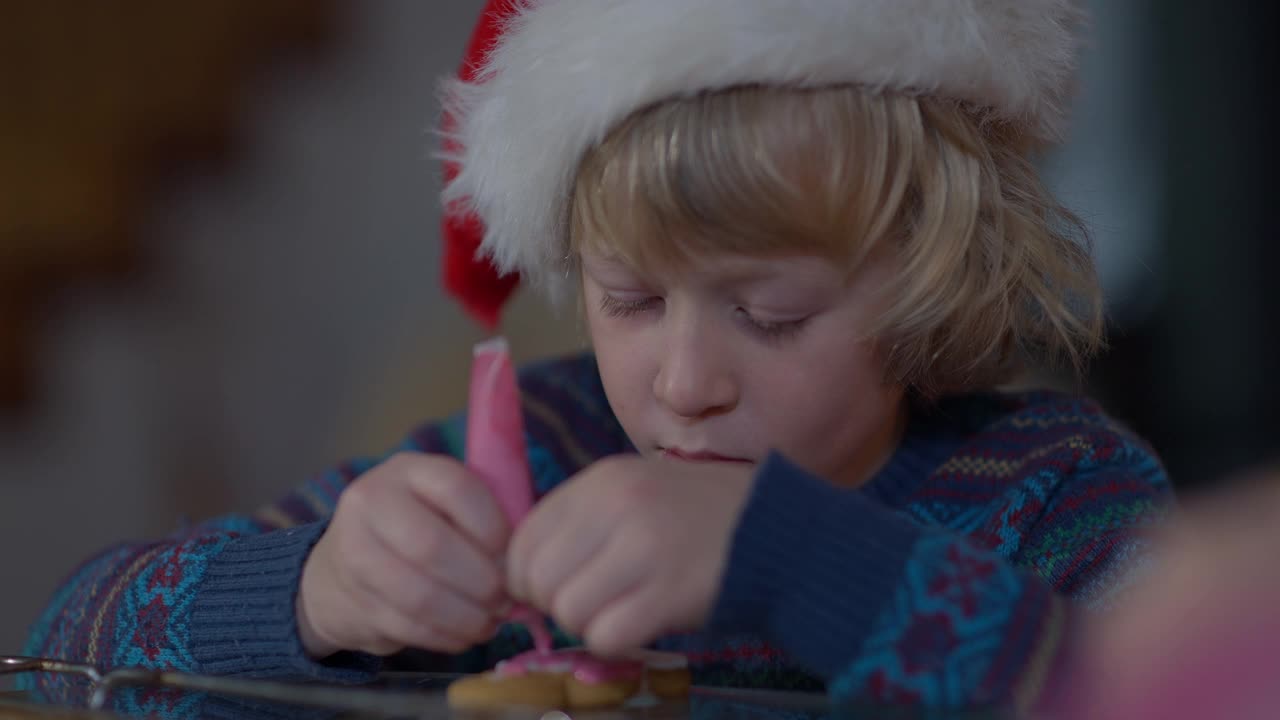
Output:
top-left (580, 253), bottom-right (631, 270)
top-left (582, 251), bottom-right (839, 291)
top-left (702, 259), bottom-right (838, 290)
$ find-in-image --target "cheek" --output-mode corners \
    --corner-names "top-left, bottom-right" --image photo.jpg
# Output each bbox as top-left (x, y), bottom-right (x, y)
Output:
top-left (584, 308), bottom-right (652, 426)
top-left (754, 338), bottom-right (899, 458)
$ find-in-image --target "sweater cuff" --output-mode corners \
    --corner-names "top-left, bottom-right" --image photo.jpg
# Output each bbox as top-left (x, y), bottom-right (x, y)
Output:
top-left (190, 522), bottom-right (381, 682)
top-left (709, 452), bottom-right (923, 676)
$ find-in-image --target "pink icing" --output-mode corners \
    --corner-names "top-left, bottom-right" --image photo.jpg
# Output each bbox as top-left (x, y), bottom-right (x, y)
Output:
top-left (496, 648), bottom-right (645, 685)
top-left (466, 338), bottom-right (534, 525)
top-left (508, 605), bottom-right (553, 654)
top-left (466, 338), bottom-right (551, 652)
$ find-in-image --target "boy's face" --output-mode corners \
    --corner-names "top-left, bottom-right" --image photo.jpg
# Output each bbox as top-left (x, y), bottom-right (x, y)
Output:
top-left (582, 248), bottom-right (907, 488)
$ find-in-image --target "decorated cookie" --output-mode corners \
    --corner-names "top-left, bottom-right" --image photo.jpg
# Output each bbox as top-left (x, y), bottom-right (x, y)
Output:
top-left (628, 649), bottom-right (694, 700)
top-left (446, 648), bottom-right (691, 710)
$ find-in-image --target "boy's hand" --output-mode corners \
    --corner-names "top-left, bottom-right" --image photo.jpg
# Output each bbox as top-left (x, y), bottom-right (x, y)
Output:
top-left (507, 456), bottom-right (755, 655)
top-left (297, 453), bottom-right (511, 658)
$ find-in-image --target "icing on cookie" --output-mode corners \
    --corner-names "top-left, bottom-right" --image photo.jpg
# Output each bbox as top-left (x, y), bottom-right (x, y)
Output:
top-left (497, 648), bottom-right (644, 685)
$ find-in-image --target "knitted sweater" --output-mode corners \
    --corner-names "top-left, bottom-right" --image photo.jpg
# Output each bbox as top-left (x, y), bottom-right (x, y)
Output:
top-left (22, 353), bottom-right (1170, 710)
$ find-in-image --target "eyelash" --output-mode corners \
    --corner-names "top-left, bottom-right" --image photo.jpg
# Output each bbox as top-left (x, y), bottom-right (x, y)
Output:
top-left (598, 293), bottom-right (810, 343)
top-left (742, 312), bottom-right (810, 343)
top-left (598, 293), bottom-right (661, 319)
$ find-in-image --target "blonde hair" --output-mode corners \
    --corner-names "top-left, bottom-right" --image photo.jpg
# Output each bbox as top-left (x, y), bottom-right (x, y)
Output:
top-left (569, 85), bottom-right (1103, 397)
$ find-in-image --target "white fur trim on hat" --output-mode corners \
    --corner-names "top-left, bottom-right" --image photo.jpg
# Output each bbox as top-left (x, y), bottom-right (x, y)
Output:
top-left (441, 0), bottom-right (1086, 291)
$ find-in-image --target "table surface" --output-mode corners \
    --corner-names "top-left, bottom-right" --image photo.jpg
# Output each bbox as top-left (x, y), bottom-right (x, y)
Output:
top-left (0, 673), bottom-right (1006, 720)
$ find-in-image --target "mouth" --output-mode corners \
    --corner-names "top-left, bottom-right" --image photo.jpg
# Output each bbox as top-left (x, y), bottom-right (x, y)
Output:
top-left (659, 447), bottom-right (754, 464)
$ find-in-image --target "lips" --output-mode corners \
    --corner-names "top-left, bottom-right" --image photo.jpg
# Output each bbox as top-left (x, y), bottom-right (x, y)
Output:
top-left (660, 447), bottom-right (753, 464)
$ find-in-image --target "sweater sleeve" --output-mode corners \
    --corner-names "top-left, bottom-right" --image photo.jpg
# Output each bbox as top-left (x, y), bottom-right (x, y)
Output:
top-left (20, 415), bottom-right (466, 687)
top-left (707, 432), bottom-right (1171, 710)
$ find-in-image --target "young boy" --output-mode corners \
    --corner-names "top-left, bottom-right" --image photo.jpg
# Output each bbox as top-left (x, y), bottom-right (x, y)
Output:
top-left (23, 0), bottom-right (1171, 711)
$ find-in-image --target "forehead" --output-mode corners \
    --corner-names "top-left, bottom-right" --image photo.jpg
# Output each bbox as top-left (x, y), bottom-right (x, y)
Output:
top-left (579, 247), bottom-right (849, 287)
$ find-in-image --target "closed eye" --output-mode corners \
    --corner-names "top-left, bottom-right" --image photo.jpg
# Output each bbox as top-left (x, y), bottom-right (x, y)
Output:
top-left (599, 293), bottom-right (662, 319)
top-left (736, 309), bottom-right (810, 344)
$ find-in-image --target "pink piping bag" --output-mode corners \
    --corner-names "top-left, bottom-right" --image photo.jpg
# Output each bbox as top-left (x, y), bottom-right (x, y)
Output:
top-left (465, 337), bottom-right (552, 653)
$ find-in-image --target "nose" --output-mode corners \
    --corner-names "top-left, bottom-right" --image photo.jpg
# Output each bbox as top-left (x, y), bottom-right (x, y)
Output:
top-left (652, 314), bottom-right (739, 420)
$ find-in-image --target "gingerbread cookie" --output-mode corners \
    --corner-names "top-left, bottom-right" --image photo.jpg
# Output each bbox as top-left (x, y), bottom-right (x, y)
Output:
top-left (630, 649), bottom-right (694, 700)
top-left (446, 648), bottom-right (691, 710)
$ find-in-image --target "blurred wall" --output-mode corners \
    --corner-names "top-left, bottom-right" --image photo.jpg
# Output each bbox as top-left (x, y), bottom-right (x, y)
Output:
top-left (1082, 0), bottom-right (1280, 490)
top-left (0, 0), bottom-right (580, 657)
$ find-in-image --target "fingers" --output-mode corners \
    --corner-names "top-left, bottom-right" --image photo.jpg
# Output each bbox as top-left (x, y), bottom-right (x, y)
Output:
top-left (505, 484), bottom-right (574, 602)
top-left (307, 452), bottom-right (518, 656)
top-left (331, 515), bottom-right (502, 654)
top-left (546, 530), bottom-right (650, 637)
top-left (510, 479), bottom-right (672, 651)
top-left (348, 574), bottom-right (485, 654)
top-left (503, 456), bottom-right (738, 656)
top-left (343, 453), bottom-right (508, 606)
top-left (400, 454), bottom-right (511, 555)
top-left (507, 461), bottom-right (627, 602)
top-left (362, 494), bottom-right (505, 607)
top-left (509, 496), bottom-right (610, 611)
top-left (582, 582), bottom-right (670, 656)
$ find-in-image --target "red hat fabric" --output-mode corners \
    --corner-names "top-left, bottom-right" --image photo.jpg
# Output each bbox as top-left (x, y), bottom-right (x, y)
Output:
top-left (441, 0), bottom-right (522, 329)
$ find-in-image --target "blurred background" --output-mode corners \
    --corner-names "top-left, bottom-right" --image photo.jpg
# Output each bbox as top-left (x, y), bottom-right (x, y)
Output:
top-left (0, 0), bottom-right (1276, 661)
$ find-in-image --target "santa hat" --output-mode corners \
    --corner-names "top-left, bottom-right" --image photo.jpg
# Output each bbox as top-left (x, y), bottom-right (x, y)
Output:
top-left (440, 0), bottom-right (521, 329)
top-left (440, 0), bottom-right (1086, 327)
